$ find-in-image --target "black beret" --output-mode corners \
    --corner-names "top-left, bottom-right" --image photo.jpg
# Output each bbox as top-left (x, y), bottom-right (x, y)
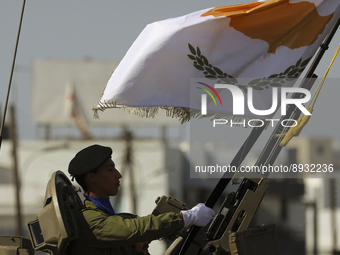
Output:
top-left (68, 144), bottom-right (112, 177)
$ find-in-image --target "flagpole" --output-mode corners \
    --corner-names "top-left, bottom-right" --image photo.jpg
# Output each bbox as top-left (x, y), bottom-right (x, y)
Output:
top-left (177, 15), bottom-right (340, 255)
top-left (254, 15), bottom-right (340, 171)
top-left (0, 0), bottom-right (26, 152)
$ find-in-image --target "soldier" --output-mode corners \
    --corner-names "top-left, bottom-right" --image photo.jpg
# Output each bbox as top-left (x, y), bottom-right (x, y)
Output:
top-left (117, 213), bottom-right (152, 254)
top-left (67, 144), bottom-right (215, 255)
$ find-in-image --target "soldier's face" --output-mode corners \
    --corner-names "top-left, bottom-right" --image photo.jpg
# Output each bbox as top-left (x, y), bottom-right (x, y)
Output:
top-left (90, 158), bottom-right (122, 197)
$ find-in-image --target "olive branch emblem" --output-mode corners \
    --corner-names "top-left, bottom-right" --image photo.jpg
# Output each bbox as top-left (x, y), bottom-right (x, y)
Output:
top-left (187, 43), bottom-right (310, 92)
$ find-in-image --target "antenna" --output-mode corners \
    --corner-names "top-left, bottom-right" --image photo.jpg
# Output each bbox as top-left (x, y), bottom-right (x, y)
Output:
top-left (0, 0), bottom-right (26, 150)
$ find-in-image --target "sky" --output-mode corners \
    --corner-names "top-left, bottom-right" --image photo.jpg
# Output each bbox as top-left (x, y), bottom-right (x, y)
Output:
top-left (0, 0), bottom-right (339, 150)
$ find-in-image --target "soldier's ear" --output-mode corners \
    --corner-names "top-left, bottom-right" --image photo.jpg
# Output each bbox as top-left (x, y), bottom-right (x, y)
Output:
top-left (85, 172), bottom-right (96, 183)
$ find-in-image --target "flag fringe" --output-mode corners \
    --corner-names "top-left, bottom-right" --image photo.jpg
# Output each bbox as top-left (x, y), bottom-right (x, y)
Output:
top-left (93, 100), bottom-right (257, 127)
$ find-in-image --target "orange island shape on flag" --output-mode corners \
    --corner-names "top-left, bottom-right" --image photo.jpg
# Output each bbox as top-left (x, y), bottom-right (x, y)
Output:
top-left (202, 0), bottom-right (334, 54)
top-left (94, 0), bottom-right (340, 123)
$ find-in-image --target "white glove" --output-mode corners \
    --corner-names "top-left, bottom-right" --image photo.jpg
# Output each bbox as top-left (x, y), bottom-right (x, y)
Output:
top-left (181, 203), bottom-right (215, 227)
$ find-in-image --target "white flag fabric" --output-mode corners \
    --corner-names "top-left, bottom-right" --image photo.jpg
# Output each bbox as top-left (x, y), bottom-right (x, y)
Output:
top-left (94, 0), bottom-right (340, 123)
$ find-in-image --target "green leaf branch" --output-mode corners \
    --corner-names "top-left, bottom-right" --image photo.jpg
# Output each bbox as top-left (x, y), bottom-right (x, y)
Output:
top-left (187, 43), bottom-right (311, 92)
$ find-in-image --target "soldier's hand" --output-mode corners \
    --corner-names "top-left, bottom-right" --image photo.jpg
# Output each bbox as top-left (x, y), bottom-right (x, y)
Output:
top-left (180, 203), bottom-right (215, 227)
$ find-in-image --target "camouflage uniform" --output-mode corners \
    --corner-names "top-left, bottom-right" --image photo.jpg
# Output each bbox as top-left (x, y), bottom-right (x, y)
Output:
top-left (67, 200), bottom-right (184, 255)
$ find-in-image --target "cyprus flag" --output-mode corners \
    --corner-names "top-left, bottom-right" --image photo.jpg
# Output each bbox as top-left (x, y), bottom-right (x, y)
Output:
top-left (94, 0), bottom-right (340, 123)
